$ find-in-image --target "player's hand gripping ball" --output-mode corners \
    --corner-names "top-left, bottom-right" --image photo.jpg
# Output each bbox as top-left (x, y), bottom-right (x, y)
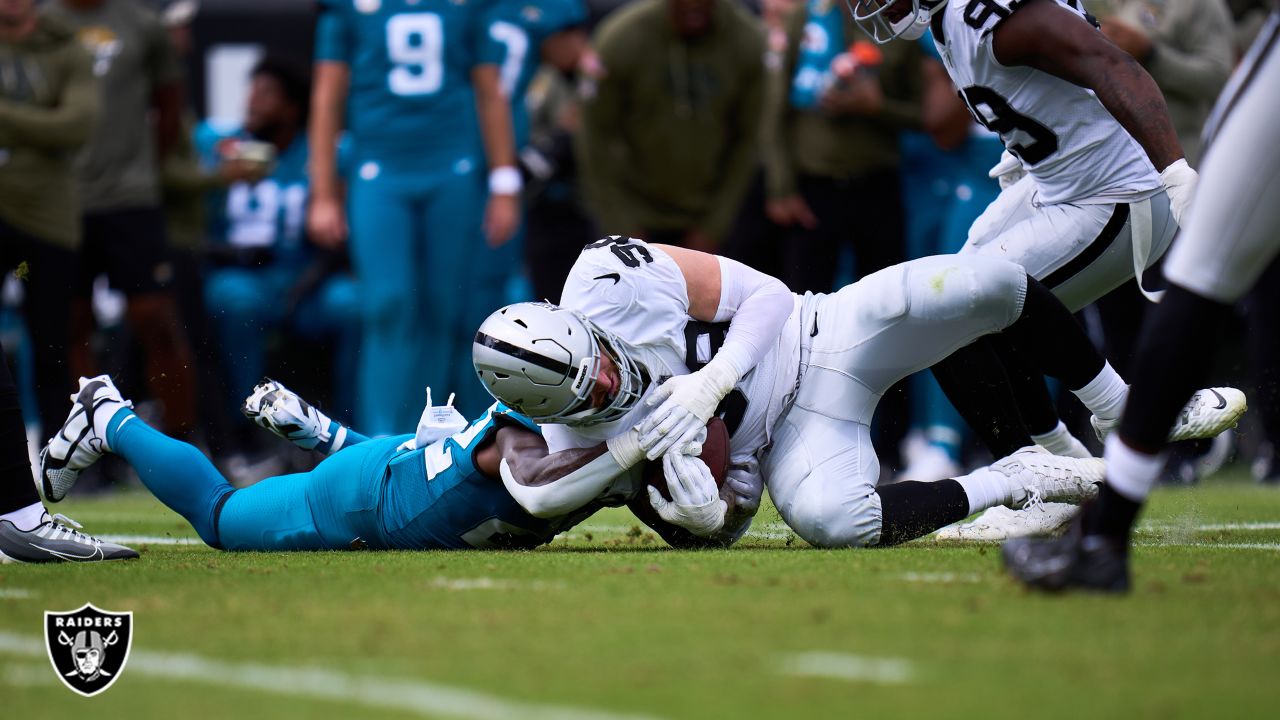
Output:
top-left (643, 416), bottom-right (730, 501)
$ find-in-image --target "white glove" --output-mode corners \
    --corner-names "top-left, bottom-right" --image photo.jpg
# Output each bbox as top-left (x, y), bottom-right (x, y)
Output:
top-left (988, 150), bottom-right (1026, 191)
top-left (637, 358), bottom-right (738, 460)
top-left (399, 388), bottom-right (469, 451)
top-left (647, 452), bottom-right (727, 537)
top-left (1160, 158), bottom-right (1198, 227)
top-left (242, 379), bottom-right (334, 451)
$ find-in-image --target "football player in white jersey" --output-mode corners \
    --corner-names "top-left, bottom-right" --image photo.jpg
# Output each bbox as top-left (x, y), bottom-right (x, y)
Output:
top-left (849, 0), bottom-right (1202, 464)
top-left (1005, 13), bottom-right (1280, 592)
top-left (472, 239), bottom-right (1242, 548)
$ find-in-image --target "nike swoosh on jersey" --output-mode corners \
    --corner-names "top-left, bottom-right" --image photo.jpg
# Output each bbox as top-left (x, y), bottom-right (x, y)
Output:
top-left (1210, 389), bottom-right (1227, 410)
top-left (810, 314), bottom-right (819, 337)
top-left (593, 273), bottom-right (621, 285)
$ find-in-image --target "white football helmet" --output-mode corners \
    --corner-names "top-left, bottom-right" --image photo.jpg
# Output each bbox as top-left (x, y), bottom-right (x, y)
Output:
top-left (848, 0), bottom-right (946, 44)
top-left (473, 302), bottom-right (648, 426)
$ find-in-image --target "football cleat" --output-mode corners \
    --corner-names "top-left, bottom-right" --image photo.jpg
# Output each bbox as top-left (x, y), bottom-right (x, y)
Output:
top-left (991, 446), bottom-right (1105, 509)
top-left (897, 442), bottom-right (962, 483)
top-left (0, 513), bottom-right (138, 564)
top-left (39, 375), bottom-right (132, 503)
top-left (934, 502), bottom-right (1078, 542)
top-left (242, 378), bottom-right (336, 451)
top-left (1002, 508), bottom-right (1130, 593)
top-left (1091, 387), bottom-right (1247, 443)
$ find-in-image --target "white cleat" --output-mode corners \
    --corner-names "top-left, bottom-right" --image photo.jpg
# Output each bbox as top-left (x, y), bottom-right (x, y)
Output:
top-left (1091, 387), bottom-right (1247, 443)
top-left (991, 446), bottom-right (1105, 508)
top-left (934, 502), bottom-right (1078, 542)
top-left (242, 378), bottom-right (336, 451)
top-left (39, 375), bottom-right (132, 503)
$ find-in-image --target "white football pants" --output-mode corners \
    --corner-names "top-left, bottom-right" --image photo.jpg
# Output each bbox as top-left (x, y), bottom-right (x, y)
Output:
top-left (763, 254), bottom-right (1027, 547)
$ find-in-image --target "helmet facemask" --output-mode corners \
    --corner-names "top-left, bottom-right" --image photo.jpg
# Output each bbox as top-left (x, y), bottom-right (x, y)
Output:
top-left (557, 315), bottom-right (647, 427)
top-left (848, 0), bottom-right (941, 44)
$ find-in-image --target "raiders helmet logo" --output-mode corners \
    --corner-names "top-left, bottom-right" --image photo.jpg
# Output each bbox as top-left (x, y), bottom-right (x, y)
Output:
top-left (44, 604), bottom-right (133, 697)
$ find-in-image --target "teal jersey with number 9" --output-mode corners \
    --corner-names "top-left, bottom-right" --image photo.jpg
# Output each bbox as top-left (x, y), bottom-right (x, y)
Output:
top-left (315, 0), bottom-right (488, 166)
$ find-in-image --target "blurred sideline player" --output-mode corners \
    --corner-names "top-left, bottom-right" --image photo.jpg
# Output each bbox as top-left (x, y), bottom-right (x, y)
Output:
top-left (199, 57), bottom-right (360, 434)
top-left (473, 239), bottom-right (1242, 547)
top-left (465, 0), bottom-right (589, 353)
top-left (1005, 13), bottom-right (1279, 592)
top-left (307, 0), bottom-right (520, 427)
top-left (35, 375), bottom-right (644, 551)
top-left (850, 0), bottom-right (1209, 467)
top-left (0, 336), bottom-right (136, 563)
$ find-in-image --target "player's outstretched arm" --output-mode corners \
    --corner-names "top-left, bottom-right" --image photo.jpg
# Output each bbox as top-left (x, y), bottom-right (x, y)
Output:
top-left (636, 246), bottom-right (794, 459)
top-left (494, 427), bottom-right (645, 519)
top-left (991, 0), bottom-right (1183, 173)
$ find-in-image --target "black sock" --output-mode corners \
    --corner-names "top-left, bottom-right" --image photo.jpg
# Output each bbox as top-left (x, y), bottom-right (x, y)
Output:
top-left (1083, 484), bottom-right (1143, 542)
top-left (932, 339), bottom-right (1033, 458)
top-left (1001, 276), bottom-right (1107, 390)
top-left (1118, 284), bottom-right (1232, 450)
top-left (989, 335), bottom-right (1062, 436)
top-left (876, 479), bottom-right (970, 546)
top-left (0, 344), bottom-right (39, 515)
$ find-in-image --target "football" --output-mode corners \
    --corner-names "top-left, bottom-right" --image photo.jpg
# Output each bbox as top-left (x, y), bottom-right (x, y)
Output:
top-left (643, 416), bottom-right (731, 501)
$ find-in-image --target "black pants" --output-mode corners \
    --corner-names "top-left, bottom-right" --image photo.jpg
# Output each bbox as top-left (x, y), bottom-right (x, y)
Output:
top-left (781, 170), bottom-right (906, 293)
top-left (0, 217), bottom-right (77, 434)
top-left (0, 336), bottom-right (38, 514)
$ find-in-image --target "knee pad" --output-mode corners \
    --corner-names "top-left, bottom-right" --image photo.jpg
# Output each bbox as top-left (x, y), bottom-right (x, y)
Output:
top-left (780, 483), bottom-right (882, 549)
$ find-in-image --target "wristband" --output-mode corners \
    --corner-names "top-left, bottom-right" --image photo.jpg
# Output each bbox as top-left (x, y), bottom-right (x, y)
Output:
top-left (488, 166), bottom-right (523, 195)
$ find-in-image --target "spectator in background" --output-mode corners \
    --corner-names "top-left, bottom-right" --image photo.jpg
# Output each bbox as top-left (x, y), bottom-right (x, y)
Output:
top-left (471, 0), bottom-right (589, 324)
top-left (764, 0), bottom-right (921, 293)
top-left (0, 0), bottom-right (97, 438)
top-left (897, 31), bottom-right (1003, 482)
top-left (199, 57), bottom-right (359, 462)
top-left (308, 0), bottom-right (519, 427)
top-left (1094, 0), bottom-right (1235, 166)
top-left (579, 0), bottom-right (766, 252)
top-left (50, 0), bottom-right (198, 439)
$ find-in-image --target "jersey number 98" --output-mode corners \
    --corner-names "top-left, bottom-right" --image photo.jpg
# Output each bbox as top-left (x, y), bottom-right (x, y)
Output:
top-left (387, 13), bottom-right (444, 96)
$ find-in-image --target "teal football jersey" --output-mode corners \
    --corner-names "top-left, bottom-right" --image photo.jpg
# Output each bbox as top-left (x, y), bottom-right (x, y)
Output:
top-left (315, 0), bottom-right (490, 166)
top-left (379, 403), bottom-right (601, 549)
top-left (478, 0), bottom-right (586, 146)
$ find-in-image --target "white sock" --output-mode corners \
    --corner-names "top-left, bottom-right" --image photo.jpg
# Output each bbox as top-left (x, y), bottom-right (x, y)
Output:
top-left (1031, 421), bottom-right (1083, 456)
top-left (1104, 434), bottom-right (1167, 502)
top-left (1, 502), bottom-right (46, 531)
top-left (1072, 362), bottom-right (1128, 422)
top-left (955, 467), bottom-right (1014, 514)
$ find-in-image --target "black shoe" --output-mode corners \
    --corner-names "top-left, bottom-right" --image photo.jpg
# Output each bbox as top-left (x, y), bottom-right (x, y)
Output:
top-left (1002, 507), bottom-right (1130, 593)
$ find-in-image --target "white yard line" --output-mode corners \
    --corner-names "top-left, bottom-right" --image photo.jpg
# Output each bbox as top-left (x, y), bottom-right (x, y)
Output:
top-left (898, 572), bottom-right (982, 584)
top-left (0, 589), bottom-right (33, 599)
top-left (99, 535), bottom-right (203, 546)
top-left (0, 633), bottom-right (660, 720)
top-left (426, 577), bottom-right (566, 591)
top-left (777, 652), bottom-right (914, 684)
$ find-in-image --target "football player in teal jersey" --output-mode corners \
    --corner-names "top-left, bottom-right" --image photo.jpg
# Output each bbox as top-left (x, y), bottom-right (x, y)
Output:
top-left (464, 0), bottom-right (589, 363)
top-left (307, 0), bottom-right (520, 430)
top-left (36, 375), bottom-right (611, 551)
top-left (198, 57), bottom-right (360, 426)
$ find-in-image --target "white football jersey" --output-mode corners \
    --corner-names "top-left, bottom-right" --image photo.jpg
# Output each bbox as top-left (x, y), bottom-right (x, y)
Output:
top-left (543, 238), bottom-right (801, 493)
top-left (933, 0), bottom-right (1162, 205)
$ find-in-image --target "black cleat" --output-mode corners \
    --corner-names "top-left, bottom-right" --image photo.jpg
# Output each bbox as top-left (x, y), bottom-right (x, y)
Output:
top-left (1002, 507), bottom-right (1130, 593)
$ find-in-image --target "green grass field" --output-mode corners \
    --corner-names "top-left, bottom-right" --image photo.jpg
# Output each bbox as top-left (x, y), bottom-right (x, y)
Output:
top-left (3, 468), bottom-right (1279, 719)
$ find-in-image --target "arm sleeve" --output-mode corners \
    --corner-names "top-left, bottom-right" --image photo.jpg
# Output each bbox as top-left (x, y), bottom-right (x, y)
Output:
top-left (709, 255), bottom-right (794, 378)
top-left (0, 45), bottom-right (98, 149)
top-left (314, 3), bottom-right (353, 64)
top-left (1143, 0), bottom-right (1234, 103)
top-left (696, 31), bottom-right (766, 242)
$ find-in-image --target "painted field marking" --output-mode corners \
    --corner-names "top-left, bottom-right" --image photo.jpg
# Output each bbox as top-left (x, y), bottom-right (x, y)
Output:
top-left (0, 633), bottom-right (660, 720)
top-left (99, 535), bottom-right (202, 546)
top-left (0, 589), bottom-right (33, 599)
top-left (898, 572), bottom-right (982, 584)
top-left (777, 652), bottom-right (914, 684)
top-left (426, 577), bottom-right (566, 591)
